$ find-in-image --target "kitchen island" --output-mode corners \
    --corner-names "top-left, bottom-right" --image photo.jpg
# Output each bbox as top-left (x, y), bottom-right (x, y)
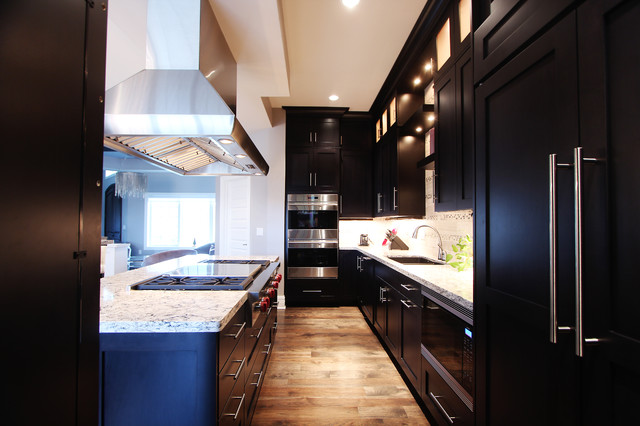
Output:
top-left (99, 254), bottom-right (280, 426)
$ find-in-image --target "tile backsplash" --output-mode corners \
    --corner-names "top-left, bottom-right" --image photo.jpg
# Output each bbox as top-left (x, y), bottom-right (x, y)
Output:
top-left (340, 170), bottom-right (472, 261)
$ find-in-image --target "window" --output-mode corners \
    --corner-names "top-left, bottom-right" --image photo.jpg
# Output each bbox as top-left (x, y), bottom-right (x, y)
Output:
top-left (145, 194), bottom-right (215, 249)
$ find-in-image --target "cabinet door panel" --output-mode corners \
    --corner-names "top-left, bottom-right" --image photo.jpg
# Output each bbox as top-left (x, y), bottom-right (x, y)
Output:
top-left (401, 298), bottom-right (421, 388)
top-left (434, 68), bottom-right (457, 211)
top-left (474, 0), bottom-right (575, 82)
top-left (285, 148), bottom-right (313, 193)
top-left (314, 147), bottom-right (340, 193)
top-left (457, 49), bottom-right (474, 209)
top-left (578, 0), bottom-right (640, 423)
top-left (474, 14), bottom-right (581, 426)
top-left (341, 150), bottom-right (372, 218)
top-left (315, 117), bottom-right (340, 146)
top-left (286, 116), bottom-right (313, 147)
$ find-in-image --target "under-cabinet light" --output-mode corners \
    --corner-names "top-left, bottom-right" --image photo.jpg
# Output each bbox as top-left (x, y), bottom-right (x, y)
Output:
top-left (416, 127), bottom-right (423, 133)
top-left (219, 138), bottom-right (233, 144)
top-left (413, 77), bottom-right (421, 86)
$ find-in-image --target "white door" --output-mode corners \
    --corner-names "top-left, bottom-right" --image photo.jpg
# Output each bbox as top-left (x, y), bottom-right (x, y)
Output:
top-left (218, 176), bottom-right (251, 256)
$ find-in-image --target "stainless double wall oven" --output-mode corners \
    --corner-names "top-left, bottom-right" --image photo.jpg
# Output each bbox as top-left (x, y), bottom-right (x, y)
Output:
top-left (286, 194), bottom-right (339, 279)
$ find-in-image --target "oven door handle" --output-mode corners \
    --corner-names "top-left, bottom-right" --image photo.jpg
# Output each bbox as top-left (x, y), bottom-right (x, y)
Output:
top-left (287, 240), bottom-right (339, 249)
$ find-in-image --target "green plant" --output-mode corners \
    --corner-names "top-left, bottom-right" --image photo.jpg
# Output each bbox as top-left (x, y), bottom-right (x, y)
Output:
top-left (445, 235), bottom-right (473, 272)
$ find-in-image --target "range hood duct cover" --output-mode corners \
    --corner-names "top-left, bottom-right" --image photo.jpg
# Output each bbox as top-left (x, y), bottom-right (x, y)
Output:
top-left (104, 0), bottom-right (269, 176)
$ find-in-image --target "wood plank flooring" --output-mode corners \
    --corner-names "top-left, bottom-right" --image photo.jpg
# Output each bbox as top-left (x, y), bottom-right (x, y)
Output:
top-left (252, 307), bottom-right (430, 425)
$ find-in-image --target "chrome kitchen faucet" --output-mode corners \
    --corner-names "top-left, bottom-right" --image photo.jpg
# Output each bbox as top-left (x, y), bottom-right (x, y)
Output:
top-left (412, 224), bottom-right (446, 261)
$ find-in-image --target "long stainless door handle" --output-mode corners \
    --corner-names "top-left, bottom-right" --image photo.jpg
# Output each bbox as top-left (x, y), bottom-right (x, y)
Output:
top-left (356, 256), bottom-right (361, 272)
top-left (549, 154), bottom-right (559, 343)
top-left (377, 193), bottom-right (382, 212)
top-left (223, 393), bottom-right (245, 420)
top-left (393, 187), bottom-right (398, 209)
top-left (314, 173), bottom-right (317, 186)
top-left (226, 357), bottom-right (246, 381)
top-left (574, 147), bottom-right (583, 356)
top-left (225, 322), bottom-right (246, 340)
top-left (428, 393), bottom-right (456, 424)
top-left (549, 154), bottom-right (573, 344)
top-left (262, 343), bottom-right (272, 355)
top-left (573, 147), bottom-right (599, 356)
top-left (400, 283), bottom-right (417, 291)
top-left (309, 172), bottom-right (312, 186)
top-left (401, 299), bottom-right (417, 309)
top-left (250, 371), bottom-right (263, 387)
top-left (340, 195), bottom-right (343, 214)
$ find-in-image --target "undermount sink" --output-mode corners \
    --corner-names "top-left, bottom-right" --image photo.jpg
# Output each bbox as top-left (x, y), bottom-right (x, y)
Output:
top-left (387, 256), bottom-right (444, 265)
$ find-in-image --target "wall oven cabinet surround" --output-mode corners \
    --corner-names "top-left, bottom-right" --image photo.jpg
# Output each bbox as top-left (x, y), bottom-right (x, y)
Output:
top-left (286, 194), bottom-right (339, 306)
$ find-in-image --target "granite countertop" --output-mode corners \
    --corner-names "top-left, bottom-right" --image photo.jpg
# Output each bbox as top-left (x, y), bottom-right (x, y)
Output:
top-left (343, 245), bottom-right (473, 312)
top-left (100, 254), bottom-right (279, 334)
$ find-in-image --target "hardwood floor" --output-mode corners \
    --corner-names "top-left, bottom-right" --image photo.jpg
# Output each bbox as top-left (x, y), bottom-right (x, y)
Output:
top-left (252, 307), bottom-right (429, 425)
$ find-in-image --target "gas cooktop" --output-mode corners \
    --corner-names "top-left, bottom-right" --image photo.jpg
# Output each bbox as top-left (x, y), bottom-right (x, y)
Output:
top-left (131, 259), bottom-right (271, 291)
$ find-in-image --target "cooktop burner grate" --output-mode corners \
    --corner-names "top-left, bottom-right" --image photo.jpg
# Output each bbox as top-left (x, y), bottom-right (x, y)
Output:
top-left (199, 259), bottom-right (270, 267)
top-left (132, 274), bottom-right (252, 291)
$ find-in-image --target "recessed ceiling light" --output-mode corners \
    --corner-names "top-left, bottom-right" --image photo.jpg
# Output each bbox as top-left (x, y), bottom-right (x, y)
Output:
top-left (413, 77), bottom-right (421, 86)
top-left (235, 154), bottom-right (246, 159)
top-left (329, 94), bottom-right (339, 101)
top-left (425, 61), bottom-right (433, 71)
top-left (342, 0), bottom-right (360, 8)
top-left (219, 138), bottom-right (234, 144)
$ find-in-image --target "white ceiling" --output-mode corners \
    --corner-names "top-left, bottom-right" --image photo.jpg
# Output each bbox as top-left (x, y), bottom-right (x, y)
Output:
top-left (210, 0), bottom-right (429, 132)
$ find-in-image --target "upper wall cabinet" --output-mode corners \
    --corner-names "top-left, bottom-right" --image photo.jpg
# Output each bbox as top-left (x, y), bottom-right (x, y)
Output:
top-left (286, 112), bottom-right (341, 147)
top-left (473, 0), bottom-right (575, 83)
top-left (340, 113), bottom-right (373, 218)
top-left (284, 107), bottom-right (347, 194)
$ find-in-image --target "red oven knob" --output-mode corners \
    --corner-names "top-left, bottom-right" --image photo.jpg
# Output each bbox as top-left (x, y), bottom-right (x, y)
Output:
top-left (260, 297), bottom-right (270, 312)
top-left (267, 288), bottom-right (276, 299)
top-left (275, 274), bottom-right (282, 282)
top-left (271, 280), bottom-right (279, 289)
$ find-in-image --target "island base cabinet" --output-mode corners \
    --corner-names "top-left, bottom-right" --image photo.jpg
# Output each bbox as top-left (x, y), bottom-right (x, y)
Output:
top-left (99, 301), bottom-right (278, 426)
top-left (99, 333), bottom-right (218, 426)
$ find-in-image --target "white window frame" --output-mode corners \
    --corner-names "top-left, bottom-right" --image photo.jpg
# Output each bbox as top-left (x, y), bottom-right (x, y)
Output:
top-left (144, 193), bottom-right (216, 250)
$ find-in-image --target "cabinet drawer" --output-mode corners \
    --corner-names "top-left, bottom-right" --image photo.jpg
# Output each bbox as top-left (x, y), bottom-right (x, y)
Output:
top-left (422, 355), bottom-right (473, 426)
top-left (219, 375), bottom-right (246, 425)
top-left (286, 279), bottom-right (338, 305)
top-left (218, 338), bottom-right (246, 418)
top-left (219, 306), bottom-right (248, 372)
top-left (375, 263), bottom-right (422, 305)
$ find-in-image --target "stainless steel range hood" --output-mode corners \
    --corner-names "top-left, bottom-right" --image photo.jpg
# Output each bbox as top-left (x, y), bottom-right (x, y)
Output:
top-left (104, 0), bottom-right (269, 176)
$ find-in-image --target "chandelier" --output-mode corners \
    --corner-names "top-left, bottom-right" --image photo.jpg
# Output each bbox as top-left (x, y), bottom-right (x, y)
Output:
top-left (115, 172), bottom-right (148, 198)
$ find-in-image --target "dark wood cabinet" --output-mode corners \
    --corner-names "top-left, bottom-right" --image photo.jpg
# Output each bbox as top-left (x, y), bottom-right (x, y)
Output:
top-left (356, 254), bottom-right (375, 323)
top-left (340, 114), bottom-right (373, 218)
top-left (285, 108), bottom-right (346, 194)
top-left (474, 1), bottom-right (640, 423)
top-left (434, 48), bottom-right (473, 212)
top-left (285, 278), bottom-right (339, 306)
top-left (2, 2), bottom-right (106, 424)
top-left (576, 0), bottom-right (640, 423)
top-left (373, 126), bottom-right (425, 217)
top-left (473, 0), bottom-right (576, 83)
top-left (474, 14), bottom-right (581, 425)
top-left (338, 250), bottom-right (358, 305)
top-left (286, 115), bottom-right (341, 147)
top-left (285, 146), bottom-right (340, 193)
